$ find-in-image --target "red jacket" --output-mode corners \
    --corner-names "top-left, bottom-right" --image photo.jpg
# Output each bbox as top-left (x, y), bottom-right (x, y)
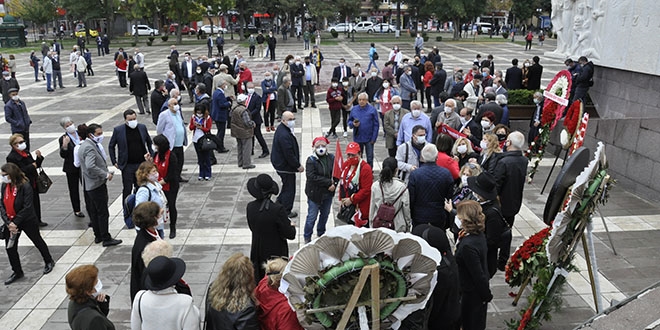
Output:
top-left (340, 159), bottom-right (373, 226)
top-left (435, 153), bottom-right (460, 180)
top-left (254, 277), bottom-right (303, 330)
top-left (188, 114), bottom-right (212, 133)
top-left (238, 68), bottom-right (253, 93)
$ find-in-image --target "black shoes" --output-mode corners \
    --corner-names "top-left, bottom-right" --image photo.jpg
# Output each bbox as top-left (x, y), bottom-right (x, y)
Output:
top-left (94, 237), bottom-right (102, 244)
top-left (179, 177), bottom-right (189, 183)
top-left (38, 222), bottom-right (48, 227)
top-left (169, 228), bottom-right (176, 239)
top-left (4, 272), bottom-right (24, 285)
top-left (288, 211), bottom-right (298, 218)
top-left (258, 152), bottom-right (269, 159)
top-left (243, 164), bottom-right (256, 169)
top-left (218, 149), bottom-right (229, 153)
top-left (44, 261), bottom-right (55, 274)
top-left (102, 238), bottom-right (122, 247)
top-left (74, 212), bottom-right (85, 218)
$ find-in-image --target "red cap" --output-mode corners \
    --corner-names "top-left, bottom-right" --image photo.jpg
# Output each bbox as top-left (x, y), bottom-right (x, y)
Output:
top-left (312, 136), bottom-right (330, 147)
top-left (346, 142), bottom-right (361, 154)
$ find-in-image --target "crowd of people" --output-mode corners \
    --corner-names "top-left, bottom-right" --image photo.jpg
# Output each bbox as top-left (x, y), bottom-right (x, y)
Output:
top-left (0, 33), bottom-right (597, 330)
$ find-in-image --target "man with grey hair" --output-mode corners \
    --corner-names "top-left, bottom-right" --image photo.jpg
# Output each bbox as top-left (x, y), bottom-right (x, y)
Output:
top-left (493, 131), bottom-right (528, 270)
top-left (277, 76), bottom-right (294, 116)
top-left (433, 98), bottom-right (461, 138)
top-left (129, 64), bottom-right (151, 114)
top-left (213, 63), bottom-right (237, 99)
top-left (75, 51), bottom-right (87, 87)
top-left (230, 94), bottom-right (256, 169)
top-left (397, 100), bottom-right (432, 146)
top-left (290, 55), bottom-right (304, 110)
top-left (495, 94), bottom-right (510, 126)
top-left (529, 91), bottom-right (544, 143)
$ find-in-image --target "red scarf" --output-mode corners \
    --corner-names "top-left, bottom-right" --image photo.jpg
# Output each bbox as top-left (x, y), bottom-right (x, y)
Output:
top-left (3, 184), bottom-right (17, 220)
top-left (16, 149), bottom-right (28, 158)
top-left (154, 150), bottom-right (171, 191)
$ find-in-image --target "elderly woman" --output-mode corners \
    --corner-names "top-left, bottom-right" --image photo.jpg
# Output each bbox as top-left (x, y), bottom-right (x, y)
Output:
top-left (1, 163), bottom-right (54, 285)
top-left (452, 137), bottom-right (479, 169)
top-left (58, 117), bottom-right (85, 218)
top-left (206, 253), bottom-right (259, 330)
top-left (455, 200), bottom-right (492, 330)
top-left (141, 240), bottom-right (192, 297)
top-left (66, 265), bottom-right (114, 330)
top-left (130, 201), bottom-right (162, 302)
top-left (6, 133), bottom-right (46, 226)
top-left (254, 258), bottom-right (303, 330)
top-left (135, 161), bottom-right (167, 238)
top-left (246, 174), bottom-right (296, 281)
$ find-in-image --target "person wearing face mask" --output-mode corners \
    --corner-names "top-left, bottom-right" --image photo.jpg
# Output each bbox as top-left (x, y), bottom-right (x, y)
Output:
top-left (308, 45), bottom-right (324, 85)
top-left (463, 73), bottom-right (484, 105)
top-left (492, 77), bottom-right (507, 98)
top-left (348, 93), bottom-right (380, 167)
top-left (399, 66), bottom-right (417, 110)
top-left (189, 104), bottom-right (214, 179)
top-left (277, 76), bottom-right (294, 117)
top-left (433, 98), bottom-right (462, 140)
top-left (7, 132), bottom-right (47, 226)
top-left (407, 144), bottom-right (454, 229)
top-left (66, 265), bottom-right (114, 330)
top-left (130, 200), bottom-right (165, 301)
top-left (383, 96), bottom-right (410, 157)
top-left (477, 93), bottom-right (503, 124)
top-left (396, 125), bottom-right (426, 183)
top-left (261, 72), bottom-right (278, 132)
top-left (324, 78), bottom-right (345, 139)
top-left (267, 32), bottom-right (277, 61)
top-left (4, 88), bottom-right (32, 149)
top-left (164, 70), bottom-right (179, 93)
top-left (79, 124), bottom-right (123, 247)
top-left (374, 79), bottom-right (398, 135)
top-left (388, 46), bottom-right (402, 66)
top-left (303, 137), bottom-right (335, 243)
top-left (331, 57), bottom-right (352, 82)
top-left (0, 70), bottom-right (20, 103)
top-left (303, 56), bottom-right (317, 108)
top-left (365, 68), bottom-right (383, 103)
top-left (230, 94), bottom-right (256, 170)
top-left (338, 142), bottom-right (373, 227)
top-left (494, 124), bottom-right (511, 150)
top-left (157, 99), bottom-right (189, 183)
top-left (396, 101), bottom-right (432, 147)
top-left (211, 80), bottom-right (232, 153)
top-left (528, 91), bottom-right (544, 144)
top-left (243, 82), bottom-right (268, 159)
top-left (129, 65), bottom-right (152, 114)
top-left (521, 59), bottom-right (532, 89)
top-left (271, 111), bottom-right (304, 218)
top-left (58, 117), bottom-right (85, 218)
top-left (289, 56), bottom-right (304, 110)
top-left (478, 133), bottom-right (501, 174)
top-left (180, 52), bottom-right (197, 103)
top-left (452, 137), bottom-right (480, 169)
top-left (109, 109), bottom-right (153, 217)
top-left (237, 61), bottom-right (253, 95)
top-left (150, 80), bottom-right (168, 125)
top-left (212, 64), bottom-right (237, 99)
top-left (191, 65), bottom-right (205, 94)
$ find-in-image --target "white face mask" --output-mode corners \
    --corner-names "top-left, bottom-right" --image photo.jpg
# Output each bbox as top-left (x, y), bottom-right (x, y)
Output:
top-left (196, 69), bottom-right (202, 74)
top-left (264, 76), bottom-right (272, 80)
top-left (17, 142), bottom-right (27, 151)
top-left (415, 135), bottom-right (426, 144)
top-left (480, 140), bottom-right (488, 150)
top-left (524, 63), bottom-right (530, 67)
top-left (3, 76), bottom-right (10, 81)
top-left (331, 83), bottom-right (338, 88)
top-left (459, 116), bottom-right (468, 125)
top-left (195, 113), bottom-right (204, 118)
top-left (11, 95), bottom-right (19, 101)
top-left (65, 125), bottom-right (76, 134)
top-left (152, 144), bottom-right (158, 152)
top-left (173, 105), bottom-right (180, 112)
top-left (247, 88), bottom-right (255, 94)
top-left (148, 172), bottom-right (159, 182)
top-left (92, 135), bottom-right (104, 144)
top-left (171, 74), bottom-right (176, 79)
top-left (126, 119), bottom-right (138, 129)
top-left (1, 175), bottom-right (10, 184)
top-left (92, 279), bottom-right (103, 297)
top-left (457, 144), bottom-right (468, 154)
top-left (315, 146), bottom-right (326, 156)
top-left (481, 120), bottom-right (491, 129)
top-left (412, 110), bottom-right (421, 118)
top-left (533, 98), bottom-right (541, 104)
top-left (382, 82), bottom-right (390, 88)
top-left (371, 72), bottom-right (377, 77)
top-left (342, 82), bottom-right (349, 87)
top-left (444, 107), bottom-right (453, 114)
top-left (287, 120), bottom-right (295, 129)
top-left (392, 104), bottom-right (401, 110)
top-left (295, 61), bottom-right (301, 65)
top-left (272, 70), bottom-right (278, 75)
top-left (461, 175), bottom-right (468, 187)
top-left (406, 71), bottom-right (412, 76)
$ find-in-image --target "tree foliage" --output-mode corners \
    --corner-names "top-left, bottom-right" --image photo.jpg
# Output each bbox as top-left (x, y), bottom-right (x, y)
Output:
top-left (8, 0), bottom-right (57, 26)
top-left (427, 0), bottom-right (484, 39)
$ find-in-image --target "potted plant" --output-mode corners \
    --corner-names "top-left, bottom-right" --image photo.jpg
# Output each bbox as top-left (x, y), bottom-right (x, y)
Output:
top-left (507, 89), bottom-right (539, 120)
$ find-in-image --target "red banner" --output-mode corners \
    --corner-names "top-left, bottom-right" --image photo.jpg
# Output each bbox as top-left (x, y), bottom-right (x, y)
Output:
top-left (439, 123), bottom-right (482, 153)
top-left (332, 140), bottom-right (343, 181)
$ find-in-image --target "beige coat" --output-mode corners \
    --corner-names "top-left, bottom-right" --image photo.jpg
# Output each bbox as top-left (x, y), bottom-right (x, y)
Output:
top-left (369, 178), bottom-right (411, 232)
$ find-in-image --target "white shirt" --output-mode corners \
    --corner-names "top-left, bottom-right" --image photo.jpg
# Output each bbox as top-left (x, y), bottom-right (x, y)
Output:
top-left (186, 61), bottom-right (193, 79)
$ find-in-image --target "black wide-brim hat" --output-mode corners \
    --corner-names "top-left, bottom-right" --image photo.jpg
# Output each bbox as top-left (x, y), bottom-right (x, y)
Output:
top-left (144, 256), bottom-right (186, 291)
top-left (467, 171), bottom-right (498, 202)
top-left (247, 173), bottom-right (280, 199)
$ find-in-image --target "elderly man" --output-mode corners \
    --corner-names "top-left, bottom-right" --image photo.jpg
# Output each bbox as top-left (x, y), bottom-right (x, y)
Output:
top-left (157, 98), bottom-right (188, 182)
top-left (150, 80), bottom-right (168, 124)
top-left (129, 65), bottom-right (151, 114)
top-left (528, 91), bottom-right (544, 144)
top-left (230, 94), bottom-right (256, 169)
top-left (432, 98), bottom-right (461, 142)
top-left (289, 56), bottom-right (305, 110)
top-left (463, 73), bottom-right (484, 103)
top-left (4, 88), bottom-right (32, 149)
top-left (396, 101), bottom-right (432, 147)
top-left (271, 111), bottom-right (304, 218)
top-left (277, 76), bottom-right (294, 116)
top-left (164, 70), bottom-right (179, 92)
top-left (399, 65), bottom-right (417, 110)
top-left (212, 64), bottom-right (238, 99)
top-left (211, 80), bottom-right (231, 153)
top-left (78, 124), bottom-right (123, 247)
top-left (407, 144), bottom-right (453, 229)
top-left (383, 95), bottom-right (409, 157)
top-left (396, 125), bottom-right (428, 183)
top-left (237, 61), bottom-right (253, 94)
top-left (348, 92), bottom-right (380, 167)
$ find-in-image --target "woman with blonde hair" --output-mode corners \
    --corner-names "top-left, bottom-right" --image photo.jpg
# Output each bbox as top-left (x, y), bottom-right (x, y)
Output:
top-left (254, 258), bottom-right (303, 330)
top-left (452, 137), bottom-right (479, 169)
top-left (478, 133), bottom-right (501, 174)
top-left (205, 253), bottom-right (259, 330)
top-left (455, 200), bottom-right (492, 330)
top-left (135, 161), bottom-right (168, 238)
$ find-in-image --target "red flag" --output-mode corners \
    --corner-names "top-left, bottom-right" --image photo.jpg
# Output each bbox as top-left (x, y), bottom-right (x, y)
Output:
top-left (332, 139), bottom-right (343, 180)
top-left (439, 123), bottom-right (482, 153)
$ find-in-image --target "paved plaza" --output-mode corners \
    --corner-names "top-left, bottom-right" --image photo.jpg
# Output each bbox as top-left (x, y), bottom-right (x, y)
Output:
top-left (0, 36), bottom-right (659, 329)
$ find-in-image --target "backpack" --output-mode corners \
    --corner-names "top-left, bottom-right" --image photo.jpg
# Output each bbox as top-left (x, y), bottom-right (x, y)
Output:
top-left (373, 51), bottom-right (379, 61)
top-left (372, 181), bottom-right (407, 230)
top-left (123, 185), bottom-right (151, 229)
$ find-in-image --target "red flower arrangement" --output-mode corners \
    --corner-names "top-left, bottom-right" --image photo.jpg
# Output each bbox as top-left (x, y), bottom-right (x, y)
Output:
top-left (505, 227), bottom-right (551, 286)
top-left (563, 101), bottom-right (582, 135)
top-left (518, 307), bottom-right (534, 330)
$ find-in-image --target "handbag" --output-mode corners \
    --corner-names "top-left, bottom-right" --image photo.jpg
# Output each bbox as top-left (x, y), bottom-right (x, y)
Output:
top-left (37, 167), bottom-right (53, 194)
top-left (200, 133), bottom-right (217, 151)
top-left (336, 204), bottom-right (356, 224)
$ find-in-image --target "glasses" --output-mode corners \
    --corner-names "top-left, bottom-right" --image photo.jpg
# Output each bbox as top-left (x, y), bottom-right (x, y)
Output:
top-left (14, 140), bottom-right (25, 145)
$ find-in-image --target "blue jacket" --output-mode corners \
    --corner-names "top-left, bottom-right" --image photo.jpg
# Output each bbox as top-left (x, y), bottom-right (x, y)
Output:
top-left (270, 123), bottom-right (300, 173)
top-left (348, 103), bottom-right (380, 144)
top-left (4, 99), bottom-right (31, 133)
top-left (261, 79), bottom-right (277, 102)
top-left (211, 88), bottom-right (231, 122)
top-left (407, 162), bottom-right (454, 228)
top-left (399, 73), bottom-right (417, 101)
top-left (290, 63), bottom-right (304, 86)
top-left (246, 92), bottom-right (263, 125)
top-left (108, 123), bottom-right (153, 170)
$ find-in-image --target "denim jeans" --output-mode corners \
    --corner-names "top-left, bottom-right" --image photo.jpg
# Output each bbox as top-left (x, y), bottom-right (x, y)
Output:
top-left (359, 142), bottom-right (375, 167)
top-left (193, 141), bottom-right (212, 178)
top-left (304, 195), bottom-right (333, 241)
top-left (367, 58), bottom-right (380, 73)
top-left (46, 73), bottom-right (52, 90)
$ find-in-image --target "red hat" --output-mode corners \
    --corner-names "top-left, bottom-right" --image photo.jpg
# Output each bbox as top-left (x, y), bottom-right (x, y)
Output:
top-left (346, 142), bottom-right (361, 154)
top-left (312, 136), bottom-right (330, 147)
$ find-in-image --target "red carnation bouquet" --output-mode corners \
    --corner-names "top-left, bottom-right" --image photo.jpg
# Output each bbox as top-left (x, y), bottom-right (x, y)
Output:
top-left (505, 227), bottom-right (551, 287)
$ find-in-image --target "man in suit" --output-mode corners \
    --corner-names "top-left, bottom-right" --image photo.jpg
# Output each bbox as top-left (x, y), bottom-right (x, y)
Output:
top-left (271, 111), bottom-right (304, 218)
top-left (492, 77), bottom-right (508, 97)
top-left (332, 58), bottom-right (352, 82)
top-left (211, 80), bottom-right (231, 153)
top-left (150, 80), bottom-right (168, 125)
top-left (129, 65), bottom-right (151, 114)
top-left (164, 70), bottom-right (179, 93)
top-left (429, 62), bottom-right (447, 107)
top-left (79, 124), bottom-right (123, 247)
top-left (505, 58), bottom-right (523, 90)
top-left (216, 33), bottom-right (225, 57)
top-left (476, 93), bottom-right (504, 124)
top-left (289, 56), bottom-right (304, 111)
top-left (212, 64), bottom-right (237, 99)
top-left (245, 82), bottom-right (269, 158)
top-left (4, 88), bottom-right (32, 150)
top-left (528, 92), bottom-right (544, 144)
top-left (207, 35), bottom-right (214, 57)
top-left (459, 107), bottom-right (482, 145)
top-left (267, 31), bottom-right (277, 61)
top-left (180, 52), bottom-right (197, 103)
top-left (109, 109), bottom-right (153, 215)
top-left (526, 56), bottom-right (543, 91)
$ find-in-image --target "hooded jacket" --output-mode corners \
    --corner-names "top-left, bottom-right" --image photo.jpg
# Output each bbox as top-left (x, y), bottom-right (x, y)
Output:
top-left (254, 277), bottom-right (303, 330)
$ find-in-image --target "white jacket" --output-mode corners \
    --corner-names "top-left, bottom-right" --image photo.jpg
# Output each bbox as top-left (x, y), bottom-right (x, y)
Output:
top-left (369, 178), bottom-right (411, 232)
top-left (131, 288), bottom-right (200, 330)
top-left (76, 56), bottom-right (87, 72)
top-left (42, 56), bottom-right (53, 74)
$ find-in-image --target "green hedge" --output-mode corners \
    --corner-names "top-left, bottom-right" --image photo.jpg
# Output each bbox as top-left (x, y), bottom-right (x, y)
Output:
top-left (508, 89), bottom-right (539, 105)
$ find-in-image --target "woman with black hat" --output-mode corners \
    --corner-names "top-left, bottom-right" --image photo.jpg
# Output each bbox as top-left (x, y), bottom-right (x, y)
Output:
top-left (246, 174), bottom-right (296, 281)
top-left (131, 256), bottom-right (200, 330)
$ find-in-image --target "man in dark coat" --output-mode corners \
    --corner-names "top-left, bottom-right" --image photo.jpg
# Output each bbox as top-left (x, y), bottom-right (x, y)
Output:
top-left (407, 144), bottom-right (453, 230)
top-left (331, 58), bottom-right (352, 82)
top-left (505, 58), bottom-right (523, 90)
top-left (304, 136), bottom-right (335, 243)
top-left (246, 174), bottom-right (296, 282)
top-left (129, 65), bottom-right (151, 114)
top-left (267, 32), bottom-right (277, 61)
top-left (0, 70), bottom-right (20, 103)
top-left (289, 56), bottom-right (305, 110)
top-left (428, 62), bottom-right (447, 107)
top-left (365, 69), bottom-right (383, 102)
top-left (210, 80), bottom-right (231, 153)
top-left (526, 56), bottom-right (543, 90)
top-left (150, 80), bottom-right (168, 125)
top-left (476, 93), bottom-right (503, 124)
top-left (4, 88), bottom-right (32, 149)
top-left (270, 111), bottom-right (303, 218)
top-left (528, 92), bottom-right (543, 144)
top-left (245, 82), bottom-right (268, 158)
top-left (571, 56), bottom-right (594, 103)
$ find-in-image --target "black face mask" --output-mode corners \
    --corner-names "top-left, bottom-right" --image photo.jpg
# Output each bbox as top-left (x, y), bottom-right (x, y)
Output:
top-left (496, 133), bottom-right (507, 141)
top-left (305, 61), bottom-right (310, 65)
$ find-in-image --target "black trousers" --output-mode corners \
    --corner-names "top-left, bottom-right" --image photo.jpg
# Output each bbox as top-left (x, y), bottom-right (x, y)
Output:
top-left (460, 291), bottom-right (487, 330)
top-left (328, 110), bottom-right (340, 134)
top-left (216, 46), bottom-right (223, 57)
top-left (252, 124), bottom-right (269, 154)
top-left (341, 108), bottom-right (350, 131)
top-left (118, 71), bottom-right (127, 87)
top-left (65, 169), bottom-right (82, 212)
top-left (214, 121), bottom-right (227, 150)
top-left (269, 47), bottom-right (276, 61)
top-left (276, 172), bottom-right (296, 213)
top-left (6, 220), bottom-right (53, 274)
top-left (121, 163), bottom-right (140, 217)
top-left (183, 78), bottom-right (194, 102)
top-left (172, 147), bottom-right (185, 179)
top-left (425, 87), bottom-right (433, 110)
top-left (303, 81), bottom-right (315, 106)
top-left (164, 184), bottom-right (179, 231)
top-left (292, 84), bottom-right (303, 108)
top-left (87, 184), bottom-right (111, 242)
top-left (30, 179), bottom-right (41, 222)
top-left (263, 101), bottom-right (276, 127)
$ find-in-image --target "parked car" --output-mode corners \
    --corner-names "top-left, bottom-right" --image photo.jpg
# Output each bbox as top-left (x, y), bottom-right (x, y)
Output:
top-left (74, 23), bottom-right (99, 37)
top-left (475, 22), bottom-right (492, 34)
top-left (373, 23), bottom-right (397, 33)
top-left (132, 25), bottom-right (159, 36)
top-left (327, 23), bottom-right (352, 33)
top-left (199, 25), bottom-right (227, 34)
top-left (351, 21), bottom-right (375, 33)
top-left (169, 24), bottom-right (195, 35)
top-left (233, 24), bottom-right (258, 33)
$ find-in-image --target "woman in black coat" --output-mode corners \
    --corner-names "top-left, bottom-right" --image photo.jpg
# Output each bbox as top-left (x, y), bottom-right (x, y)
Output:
top-left (6, 133), bottom-right (46, 226)
top-left (246, 174), bottom-right (296, 282)
top-left (66, 264), bottom-right (114, 330)
top-left (1, 163), bottom-right (54, 285)
top-left (147, 134), bottom-right (180, 238)
top-left (129, 202), bottom-right (161, 302)
top-left (58, 117), bottom-right (85, 218)
top-left (455, 200), bottom-right (492, 330)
